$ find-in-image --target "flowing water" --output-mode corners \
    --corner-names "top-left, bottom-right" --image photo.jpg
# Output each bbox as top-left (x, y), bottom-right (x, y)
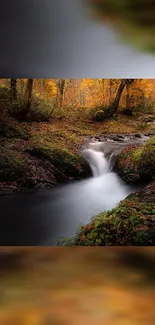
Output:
top-left (0, 135), bottom-right (150, 245)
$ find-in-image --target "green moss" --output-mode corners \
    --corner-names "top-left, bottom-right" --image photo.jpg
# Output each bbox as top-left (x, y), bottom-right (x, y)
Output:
top-left (63, 181), bottom-right (155, 246)
top-left (115, 136), bottom-right (155, 183)
top-left (139, 138), bottom-right (155, 180)
top-left (28, 146), bottom-right (91, 180)
top-left (29, 129), bottom-right (82, 151)
top-left (132, 148), bottom-right (143, 163)
top-left (0, 123), bottom-right (29, 140)
top-left (144, 136), bottom-right (155, 146)
top-left (0, 146), bottom-right (28, 181)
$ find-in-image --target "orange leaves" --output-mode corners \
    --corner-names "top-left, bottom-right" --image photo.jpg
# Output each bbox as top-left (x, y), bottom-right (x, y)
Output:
top-left (46, 80), bottom-right (57, 97)
top-left (1, 78), bottom-right (155, 111)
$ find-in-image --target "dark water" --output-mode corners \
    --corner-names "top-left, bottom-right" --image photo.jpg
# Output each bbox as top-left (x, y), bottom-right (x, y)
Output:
top-left (0, 174), bottom-right (137, 246)
top-left (0, 139), bottom-right (143, 246)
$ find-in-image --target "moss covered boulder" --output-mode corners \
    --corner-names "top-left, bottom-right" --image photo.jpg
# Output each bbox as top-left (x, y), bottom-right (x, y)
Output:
top-left (63, 181), bottom-right (155, 246)
top-left (114, 136), bottom-right (155, 183)
top-left (0, 146), bottom-right (28, 182)
top-left (95, 110), bottom-right (106, 122)
top-left (95, 107), bottom-right (115, 122)
top-left (28, 146), bottom-right (91, 181)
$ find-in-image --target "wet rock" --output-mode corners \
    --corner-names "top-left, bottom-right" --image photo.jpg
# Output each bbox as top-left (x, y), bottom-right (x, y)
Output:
top-left (114, 136), bottom-right (155, 184)
top-left (118, 135), bottom-right (125, 139)
top-left (28, 147), bottom-right (92, 181)
top-left (66, 181), bottom-right (155, 246)
top-left (145, 132), bottom-right (154, 136)
top-left (134, 134), bottom-right (141, 138)
top-left (112, 136), bottom-right (123, 142)
top-left (95, 136), bottom-right (101, 142)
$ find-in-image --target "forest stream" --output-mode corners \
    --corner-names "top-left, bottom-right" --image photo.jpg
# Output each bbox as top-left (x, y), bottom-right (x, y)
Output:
top-left (0, 133), bottom-right (151, 246)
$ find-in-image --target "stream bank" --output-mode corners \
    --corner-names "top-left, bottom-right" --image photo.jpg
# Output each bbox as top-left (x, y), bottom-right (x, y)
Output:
top-left (0, 134), bottom-right (154, 245)
top-left (0, 131), bottom-right (154, 196)
top-left (64, 135), bottom-right (155, 246)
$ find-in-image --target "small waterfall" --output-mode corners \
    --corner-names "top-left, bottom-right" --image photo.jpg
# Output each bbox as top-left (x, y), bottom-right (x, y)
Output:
top-left (81, 148), bottom-right (109, 177)
top-left (0, 144), bottom-right (138, 245)
top-left (109, 153), bottom-right (116, 171)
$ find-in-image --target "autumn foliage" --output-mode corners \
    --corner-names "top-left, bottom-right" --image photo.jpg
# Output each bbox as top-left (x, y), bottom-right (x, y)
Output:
top-left (1, 78), bottom-right (155, 122)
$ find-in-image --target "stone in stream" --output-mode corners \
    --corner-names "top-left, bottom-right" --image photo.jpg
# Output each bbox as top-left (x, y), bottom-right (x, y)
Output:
top-left (134, 134), bottom-right (142, 138)
top-left (95, 136), bottom-right (102, 142)
top-left (145, 132), bottom-right (154, 136)
top-left (114, 138), bottom-right (124, 142)
top-left (111, 135), bottom-right (124, 142)
top-left (118, 135), bottom-right (125, 139)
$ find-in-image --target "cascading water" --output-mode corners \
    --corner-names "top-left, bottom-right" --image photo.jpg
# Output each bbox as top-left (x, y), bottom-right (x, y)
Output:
top-left (80, 148), bottom-right (109, 176)
top-left (108, 153), bottom-right (116, 171)
top-left (0, 142), bottom-right (139, 246)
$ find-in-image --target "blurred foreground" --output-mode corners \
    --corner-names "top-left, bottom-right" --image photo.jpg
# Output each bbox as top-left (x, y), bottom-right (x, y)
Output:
top-left (0, 247), bottom-right (155, 324)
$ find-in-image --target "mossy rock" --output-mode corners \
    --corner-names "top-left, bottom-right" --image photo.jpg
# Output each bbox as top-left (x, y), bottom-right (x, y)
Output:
top-left (87, 0), bottom-right (155, 54)
top-left (63, 181), bottom-right (155, 246)
top-left (0, 123), bottom-right (28, 140)
top-left (95, 110), bottom-right (106, 122)
top-left (28, 147), bottom-right (91, 180)
top-left (139, 137), bottom-right (155, 179)
top-left (95, 108), bottom-right (114, 122)
top-left (114, 136), bottom-right (155, 183)
top-left (0, 146), bottom-right (28, 181)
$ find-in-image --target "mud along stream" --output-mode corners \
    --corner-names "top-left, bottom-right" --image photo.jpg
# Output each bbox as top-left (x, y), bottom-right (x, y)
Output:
top-left (0, 134), bottom-right (151, 245)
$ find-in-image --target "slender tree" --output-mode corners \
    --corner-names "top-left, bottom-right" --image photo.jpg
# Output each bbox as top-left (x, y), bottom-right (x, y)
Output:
top-left (10, 79), bottom-right (17, 101)
top-left (109, 79), bottom-right (113, 104)
top-left (112, 79), bottom-right (127, 112)
top-left (57, 79), bottom-right (66, 108)
top-left (19, 79), bottom-right (25, 95)
top-left (20, 79), bottom-right (33, 119)
top-left (112, 79), bottom-right (135, 113)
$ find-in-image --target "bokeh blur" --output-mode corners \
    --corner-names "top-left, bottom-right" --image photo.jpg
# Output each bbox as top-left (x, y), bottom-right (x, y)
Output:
top-left (0, 247), bottom-right (155, 324)
top-left (1, 0), bottom-right (155, 78)
top-left (86, 0), bottom-right (155, 54)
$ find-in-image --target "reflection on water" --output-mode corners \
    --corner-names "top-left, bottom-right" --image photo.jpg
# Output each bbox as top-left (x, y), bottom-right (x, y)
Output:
top-left (0, 247), bottom-right (155, 325)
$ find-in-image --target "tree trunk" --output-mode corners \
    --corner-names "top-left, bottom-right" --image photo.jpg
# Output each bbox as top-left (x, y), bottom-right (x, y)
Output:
top-left (59, 79), bottom-right (66, 107)
top-left (126, 81), bottom-right (130, 108)
top-left (20, 79), bottom-right (24, 95)
top-left (112, 79), bottom-right (127, 113)
top-left (20, 79), bottom-right (33, 119)
top-left (56, 79), bottom-right (66, 108)
top-left (101, 79), bottom-right (105, 103)
top-left (10, 79), bottom-right (17, 101)
top-left (80, 90), bottom-right (85, 106)
top-left (109, 79), bottom-right (112, 104)
top-left (123, 79), bottom-right (135, 115)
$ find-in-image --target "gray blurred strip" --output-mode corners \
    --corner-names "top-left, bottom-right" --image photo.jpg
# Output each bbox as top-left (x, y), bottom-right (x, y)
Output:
top-left (0, 0), bottom-right (155, 78)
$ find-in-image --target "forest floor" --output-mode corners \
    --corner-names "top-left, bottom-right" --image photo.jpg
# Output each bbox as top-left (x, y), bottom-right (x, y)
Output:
top-left (0, 110), bottom-right (155, 195)
top-left (0, 247), bottom-right (155, 325)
